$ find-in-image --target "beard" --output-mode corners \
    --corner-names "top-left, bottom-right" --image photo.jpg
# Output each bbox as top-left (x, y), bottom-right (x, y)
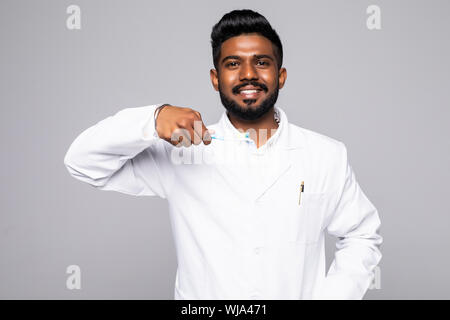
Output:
top-left (218, 81), bottom-right (280, 121)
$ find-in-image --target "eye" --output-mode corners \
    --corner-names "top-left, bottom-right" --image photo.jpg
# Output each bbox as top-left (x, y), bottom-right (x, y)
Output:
top-left (257, 60), bottom-right (269, 66)
top-left (226, 61), bottom-right (239, 67)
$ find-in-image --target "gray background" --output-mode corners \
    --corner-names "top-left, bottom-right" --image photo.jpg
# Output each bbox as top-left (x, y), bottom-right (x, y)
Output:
top-left (1, 0), bottom-right (449, 299)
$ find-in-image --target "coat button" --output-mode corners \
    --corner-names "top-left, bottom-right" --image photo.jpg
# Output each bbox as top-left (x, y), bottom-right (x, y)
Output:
top-left (254, 247), bottom-right (261, 255)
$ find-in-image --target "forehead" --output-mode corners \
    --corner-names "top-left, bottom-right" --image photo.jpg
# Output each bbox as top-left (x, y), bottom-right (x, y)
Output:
top-left (220, 33), bottom-right (274, 57)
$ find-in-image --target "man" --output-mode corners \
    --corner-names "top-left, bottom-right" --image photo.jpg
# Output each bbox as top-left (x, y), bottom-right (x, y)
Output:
top-left (64, 9), bottom-right (382, 300)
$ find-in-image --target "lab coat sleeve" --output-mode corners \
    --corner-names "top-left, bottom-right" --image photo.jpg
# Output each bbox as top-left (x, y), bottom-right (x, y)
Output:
top-left (63, 104), bottom-right (174, 198)
top-left (313, 142), bottom-right (382, 300)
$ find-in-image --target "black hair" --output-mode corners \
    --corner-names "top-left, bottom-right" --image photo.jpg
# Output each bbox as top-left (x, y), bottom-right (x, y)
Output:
top-left (210, 9), bottom-right (283, 71)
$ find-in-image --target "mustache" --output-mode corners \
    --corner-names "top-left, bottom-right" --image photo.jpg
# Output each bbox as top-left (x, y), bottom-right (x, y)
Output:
top-left (232, 81), bottom-right (268, 94)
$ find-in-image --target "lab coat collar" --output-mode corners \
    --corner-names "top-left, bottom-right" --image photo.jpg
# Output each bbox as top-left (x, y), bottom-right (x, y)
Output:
top-left (218, 105), bottom-right (305, 150)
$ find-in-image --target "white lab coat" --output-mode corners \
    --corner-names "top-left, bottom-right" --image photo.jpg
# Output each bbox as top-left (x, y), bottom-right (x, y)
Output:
top-left (64, 103), bottom-right (382, 300)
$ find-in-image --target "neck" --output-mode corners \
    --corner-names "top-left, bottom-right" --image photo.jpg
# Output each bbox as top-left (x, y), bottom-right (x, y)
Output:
top-left (227, 107), bottom-right (279, 148)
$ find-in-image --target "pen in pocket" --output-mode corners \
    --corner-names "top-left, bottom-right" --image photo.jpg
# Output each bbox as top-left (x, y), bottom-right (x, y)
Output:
top-left (298, 181), bottom-right (304, 205)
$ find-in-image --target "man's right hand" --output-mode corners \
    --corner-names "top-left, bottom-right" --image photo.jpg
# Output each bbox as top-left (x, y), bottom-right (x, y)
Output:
top-left (155, 105), bottom-right (213, 147)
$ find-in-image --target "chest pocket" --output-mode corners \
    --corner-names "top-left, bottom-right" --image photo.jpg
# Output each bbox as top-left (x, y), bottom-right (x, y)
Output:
top-left (288, 192), bottom-right (327, 244)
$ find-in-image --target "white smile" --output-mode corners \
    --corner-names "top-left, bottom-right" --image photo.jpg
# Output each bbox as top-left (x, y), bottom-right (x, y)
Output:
top-left (240, 90), bottom-right (261, 94)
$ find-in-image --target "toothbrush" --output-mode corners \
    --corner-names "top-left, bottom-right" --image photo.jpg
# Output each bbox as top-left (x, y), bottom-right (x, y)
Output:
top-left (210, 132), bottom-right (251, 141)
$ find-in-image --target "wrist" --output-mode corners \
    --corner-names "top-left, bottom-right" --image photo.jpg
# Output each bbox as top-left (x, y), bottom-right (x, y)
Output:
top-left (154, 104), bottom-right (171, 134)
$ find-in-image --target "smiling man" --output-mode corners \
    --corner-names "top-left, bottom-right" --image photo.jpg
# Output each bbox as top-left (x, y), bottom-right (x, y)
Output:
top-left (64, 9), bottom-right (382, 300)
top-left (210, 30), bottom-right (284, 147)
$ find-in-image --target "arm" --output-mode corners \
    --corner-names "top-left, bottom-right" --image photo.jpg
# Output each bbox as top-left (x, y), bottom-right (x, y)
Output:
top-left (63, 103), bottom-right (173, 198)
top-left (313, 142), bottom-right (383, 299)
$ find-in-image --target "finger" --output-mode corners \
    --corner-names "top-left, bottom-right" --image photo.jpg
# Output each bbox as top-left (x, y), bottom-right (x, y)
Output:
top-left (171, 128), bottom-right (186, 147)
top-left (203, 128), bottom-right (215, 145)
top-left (191, 115), bottom-right (213, 145)
top-left (176, 117), bottom-right (197, 146)
top-left (191, 120), bottom-right (204, 145)
top-left (202, 124), bottom-right (213, 145)
top-left (192, 119), bottom-right (208, 145)
top-left (191, 113), bottom-right (210, 145)
top-left (180, 127), bottom-right (193, 147)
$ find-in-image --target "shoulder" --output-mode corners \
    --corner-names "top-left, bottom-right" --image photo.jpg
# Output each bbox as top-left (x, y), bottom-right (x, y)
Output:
top-left (289, 123), bottom-right (349, 179)
top-left (289, 123), bottom-right (346, 155)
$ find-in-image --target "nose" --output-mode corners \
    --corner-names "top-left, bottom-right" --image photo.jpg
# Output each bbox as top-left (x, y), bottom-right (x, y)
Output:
top-left (239, 61), bottom-right (258, 81)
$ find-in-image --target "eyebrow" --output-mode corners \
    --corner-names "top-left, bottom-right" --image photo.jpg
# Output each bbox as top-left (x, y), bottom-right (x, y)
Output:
top-left (221, 54), bottom-right (274, 64)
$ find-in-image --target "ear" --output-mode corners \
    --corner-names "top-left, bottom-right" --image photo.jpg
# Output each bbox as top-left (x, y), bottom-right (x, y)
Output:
top-left (278, 67), bottom-right (287, 89)
top-left (210, 69), bottom-right (219, 91)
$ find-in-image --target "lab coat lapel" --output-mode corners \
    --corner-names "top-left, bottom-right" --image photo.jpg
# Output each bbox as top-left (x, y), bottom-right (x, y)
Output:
top-left (252, 123), bottom-right (306, 202)
top-left (252, 153), bottom-right (293, 202)
top-left (211, 148), bottom-right (301, 203)
top-left (212, 106), bottom-right (306, 202)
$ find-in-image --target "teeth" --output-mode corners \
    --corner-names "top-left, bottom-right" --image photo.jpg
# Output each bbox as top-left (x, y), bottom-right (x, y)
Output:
top-left (240, 90), bottom-right (259, 94)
